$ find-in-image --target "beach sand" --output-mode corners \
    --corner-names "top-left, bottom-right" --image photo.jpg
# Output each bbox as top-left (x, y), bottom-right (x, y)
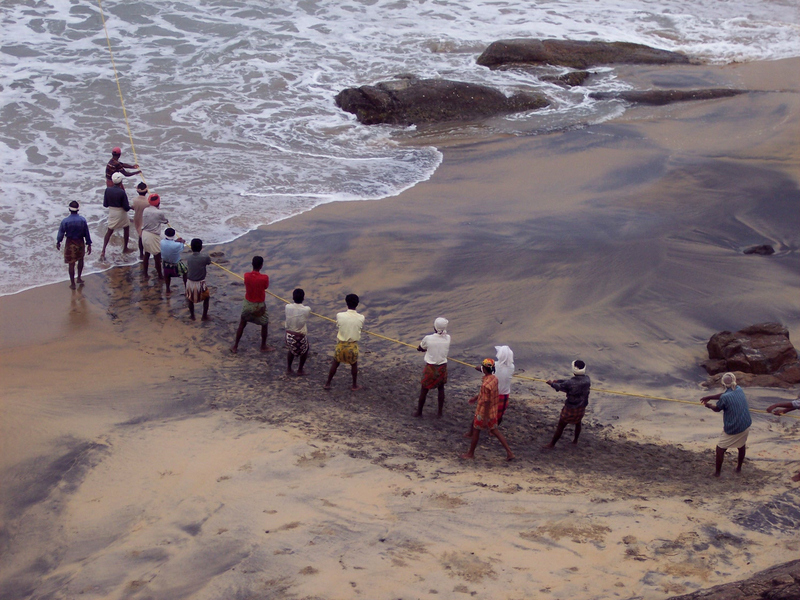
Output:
top-left (1, 58), bottom-right (799, 599)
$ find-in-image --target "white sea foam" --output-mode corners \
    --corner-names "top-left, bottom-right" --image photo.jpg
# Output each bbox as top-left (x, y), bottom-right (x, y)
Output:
top-left (1, 0), bottom-right (799, 295)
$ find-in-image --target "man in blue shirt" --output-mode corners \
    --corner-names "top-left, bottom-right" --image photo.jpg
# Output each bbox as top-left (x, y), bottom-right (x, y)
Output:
top-left (56, 201), bottom-right (92, 289)
top-left (700, 372), bottom-right (752, 477)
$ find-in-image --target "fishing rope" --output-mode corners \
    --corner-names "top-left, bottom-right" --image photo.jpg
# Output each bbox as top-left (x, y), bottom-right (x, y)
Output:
top-left (96, 4), bottom-right (798, 422)
top-left (97, 0), bottom-right (145, 184)
top-left (210, 262), bottom-right (797, 419)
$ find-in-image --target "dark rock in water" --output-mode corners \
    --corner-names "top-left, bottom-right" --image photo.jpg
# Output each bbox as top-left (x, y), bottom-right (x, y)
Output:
top-left (590, 89), bottom-right (747, 105)
top-left (666, 559), bottom-right (800, 600)
top-left (335, 77), bottom-right (549, 125)
top-left (743, 244), bottom-right (775, 255)
top-left (477, 39), bottom-right (691, 69)
top-left (541, 70), bottom-right (592, 87)
top-left (701, 322), bottom-right (800, 386)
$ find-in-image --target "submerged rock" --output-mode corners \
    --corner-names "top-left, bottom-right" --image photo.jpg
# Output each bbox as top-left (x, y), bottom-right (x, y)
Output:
top-left (477, 39), bottom-right (691, 69)
top-left (335, 77), bottom-right (549, 125)
top-left (701, 322), bottom-right (800, 386)
top-left (667, 559), bottom-right (800, 600)
top-left (541, 70), bottom-right (592, 87)
top-left (590, 89), bottom-right (747, 105)
top-left (743, 244), bottom-right (775, 255)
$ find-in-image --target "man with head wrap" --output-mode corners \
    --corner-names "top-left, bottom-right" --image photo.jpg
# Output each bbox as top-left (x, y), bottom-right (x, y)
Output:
top-left (701, 372), bottom-right (752, 477)
top-left (461, 358), bottom-right (515, 461)
top-left (100, 171), bottom-right (134, 261)
top-left (105, 146), bottom-right (140, 188)
top-left (56, 201), bottom-right (92, 289)
top-left (543, 360), bottom-right (591, 449)
top-left (414, 317), bottom-right (451, 418)
top-left (494, 346), bottom-right (514, 425)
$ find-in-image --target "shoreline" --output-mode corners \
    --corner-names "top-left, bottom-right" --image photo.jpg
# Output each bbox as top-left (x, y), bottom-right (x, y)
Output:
top-left (2, 57), bottom-right (799, 599)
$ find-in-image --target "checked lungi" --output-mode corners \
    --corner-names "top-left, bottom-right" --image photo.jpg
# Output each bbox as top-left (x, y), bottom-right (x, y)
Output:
top-left (560, 405), bottom-right (586, 424)
top-left (285, 330), bottom-right (309, 356)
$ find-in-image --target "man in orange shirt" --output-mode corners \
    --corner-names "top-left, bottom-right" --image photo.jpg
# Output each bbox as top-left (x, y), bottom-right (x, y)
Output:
top-left (230, 256), bottom-right (274, 353)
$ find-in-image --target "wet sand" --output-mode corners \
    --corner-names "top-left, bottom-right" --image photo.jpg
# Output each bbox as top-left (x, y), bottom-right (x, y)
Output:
top-left (1, 58), bottom-right (799, 599)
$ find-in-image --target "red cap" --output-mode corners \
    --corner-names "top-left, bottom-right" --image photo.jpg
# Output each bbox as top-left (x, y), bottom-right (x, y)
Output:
top-left (148, 193), bottom-right (160, 206)
top-left (112, 147), bottom-right (121, 154)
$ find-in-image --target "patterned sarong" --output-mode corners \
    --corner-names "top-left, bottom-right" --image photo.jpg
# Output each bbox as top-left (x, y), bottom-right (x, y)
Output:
top-left (560, 405), bottom-right (586, 424)
top-left (333, 340), bottom-right (358, 365)
top-left (185, 279), bottom-right (210, 303)
top-left (107, 206), bottom-right (130, 230)
top-left (63, 239), bottom-right (85, 264)
top-left (163, 260), bottom-right (188, 278)
top-left (473, 375), bottom-right (500, 431)
top-left (497, 394), bottom-right (510, 425)
top-left (421, 363), bottom-right (447, 390)
top-left (241, 299), bottom-right (269, 326)
top-left (285, 330), bottom-right (309, 356)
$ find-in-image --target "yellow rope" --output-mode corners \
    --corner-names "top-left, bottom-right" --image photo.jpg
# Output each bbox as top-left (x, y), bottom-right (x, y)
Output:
top-left (95, 7), bottom-right (797, 421)
top-left (210, 261), bottom-right (798, 419)
top-left (97, 0), bottom-right (145, 184)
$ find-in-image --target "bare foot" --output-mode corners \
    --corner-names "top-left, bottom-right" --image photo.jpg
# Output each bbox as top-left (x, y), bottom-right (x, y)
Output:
top-left (261, 345), bottom-right (276, 352)
top-left (76, 277), bottom-right (85, 284)
top-left (506, 454), bottom-right (515, 462)
top-left (286, 369), bottom-right (294, 376)
top-left (201, 315), bottom-right (210, 321)
top-left (190, 315), bottom-right (196, 321)
top-left (792, 472), bottom-right (800, 482)
top-left (69, 283), bottom-right (76, 289)
top-left (323, 383), bottom-right (331, 390)
top-left (99, 254), bottom-right (106, 262)
top-left (351, 385), bottom-right (362, 391)
top-left (165, 288), bottom-right (171, 295)
top-left (122, 247), bottom-right (135, 254)
top-left (460, 453), bottom-right (475, 460)
top-left (541, 444), bottom-right (555, 450)
top-left (712, 472), bottom-right (721, 478)
top-left (230, 346), bottom-right (238, 354)
top-left (571, 440), bottom-right (579, 445)
top-left (296, 369), bottom-right (306, 376)
top-left (413, 411), bottom-right (422, 418)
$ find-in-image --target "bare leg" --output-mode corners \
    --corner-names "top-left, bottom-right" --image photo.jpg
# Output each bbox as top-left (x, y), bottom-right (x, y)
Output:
top-left (350, 362), bottom-right (360, 390)
top-left (491, 428), bottom-right (515, 460)
top-left (461, 429), bottom-right (481, 459)
top-left (297, 351), bottom-right (308, 375)
top-left (143, 252), bottom-right (150, 277)
top-left (100, 229), bottom-right (113, 260)
top-left (287, 351), bottom-right (295, 375)
top-left (230, 318), bottom-right (247, 353)
top-left (138, 236), bottom-right (144, 259)
top-left (165, 274), bottom-right (172, 294)
top-left (154, 254), bottom-right (163, 279)
top-left (714, 445), bottom-right (726, 477)
top-left (201, 297), bottom-right (209, 320)
top-left (76, 258), bottom-right (84, 284)
top-left (572, 421), bottom-right (583, 445)
top-left (122, 226), bottom-right (134, 253)
top-left (260, 325), bottom-right (275, 352)
top-left (188, 300), bottom-right (195, 320)
top-left (543, 419), bottom-right (568, 449)
top-left (324, 359), bottom-right (339, 389)
top-left (436, 385), bottom-right (445, 417)
top-left (68, 263), bottom-right (76, 288)
top-left (735, 445), bottom-right (746, 473)
top-left (415, 387), bottom-right (429, 417)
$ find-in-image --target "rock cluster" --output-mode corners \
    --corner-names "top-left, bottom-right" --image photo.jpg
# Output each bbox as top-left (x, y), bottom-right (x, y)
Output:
top-left (667, 559), bottom-right (800, 600)
top-left (701, 323), bottom-right (800, 387)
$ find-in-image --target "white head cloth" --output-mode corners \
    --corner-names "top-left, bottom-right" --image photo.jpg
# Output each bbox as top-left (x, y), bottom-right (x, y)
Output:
top-left (433, 317), bottom-right (448, 334)
top-left (111, 172), bottom-right (124, 184)
top-left (572, 360), bottom-right (586, 375)
top-left (721, 372), bottom-right (737, 389)
top-left (495, 345), bottom-right (514, 370)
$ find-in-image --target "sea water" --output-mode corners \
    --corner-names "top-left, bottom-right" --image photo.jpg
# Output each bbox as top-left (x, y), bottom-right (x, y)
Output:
top-left (1, 0), bottom-right (798, 295)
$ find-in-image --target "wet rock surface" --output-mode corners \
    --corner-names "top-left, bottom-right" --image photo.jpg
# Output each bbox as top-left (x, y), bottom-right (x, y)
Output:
top-left (590, 88), bottom-right (747, 105)
top-left (667, 559), bottom-right (800, 600)
top-left (743, 244), bottom-right (776, 255)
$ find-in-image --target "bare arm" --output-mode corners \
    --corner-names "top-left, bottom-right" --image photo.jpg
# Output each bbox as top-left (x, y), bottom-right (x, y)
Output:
top-left (766, 402), bottom-right (798, 415)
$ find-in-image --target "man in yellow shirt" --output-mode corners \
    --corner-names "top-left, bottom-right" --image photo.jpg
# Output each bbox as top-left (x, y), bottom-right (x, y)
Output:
top-left (324, 293), bottom-right (365, 391)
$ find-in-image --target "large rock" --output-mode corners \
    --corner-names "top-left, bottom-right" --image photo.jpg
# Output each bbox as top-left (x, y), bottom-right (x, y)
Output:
top-left (590, 89), bottom-right (747, 105)
top-left (701, 322), bottom-right (800, 386)
top-left (335, 77), bottom-right (549, 126)
top-left (477, 39), bottom-right (691, 69)
top-left (667, 559), bottom-right (800, 600)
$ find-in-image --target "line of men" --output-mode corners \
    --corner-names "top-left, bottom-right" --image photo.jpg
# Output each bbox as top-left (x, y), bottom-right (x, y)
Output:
top-left (55, 149), bottom-right (797, 476)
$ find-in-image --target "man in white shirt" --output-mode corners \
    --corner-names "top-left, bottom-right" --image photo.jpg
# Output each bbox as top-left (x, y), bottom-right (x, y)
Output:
top-left (414, 317), bottom-right (450, 418)
top-left (285, 288), bottom-right (312, 375)
top-left (324, 293), bottom-right (365, 391)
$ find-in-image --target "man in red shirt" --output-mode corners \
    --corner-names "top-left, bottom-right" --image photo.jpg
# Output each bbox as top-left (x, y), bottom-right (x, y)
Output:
top-left (105, 147), bottom-right (141, 189)
top-left (230, 256), bottom-right (274, 353)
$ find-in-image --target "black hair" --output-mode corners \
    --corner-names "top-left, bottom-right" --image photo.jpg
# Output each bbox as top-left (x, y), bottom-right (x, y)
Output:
top-left (137, 182), bottom-right (148, 191)
top-left (574, 360), bottom-right (586, 370)
top-left (293, 288), bottom-right (305, 303)
top-left (252, 256), bottom-right (264, 270)
top-left (345, 293), bottom-right (359, 309)
top-left (68, 200), bottom-right (79, 210)
top-left (164, 227), bottom-right (175, 237)
top-left (190, 238), bottom-right (203, 252)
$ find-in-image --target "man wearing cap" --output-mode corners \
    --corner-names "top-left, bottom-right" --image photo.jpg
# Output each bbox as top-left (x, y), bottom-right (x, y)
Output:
top-left (414, 317), bottom-right (450, 418)
top-left (701, 372), bottom-right (752, 477)
top-left (105, 147), bottom-right (140, 188)
top-left (56, 201), bottom-right (92, 289)
top-left (461, 358), bottom-right (515, 461)
top-left (141, 193), bottom-right (170, 279)
top-left (543, 360), bottom-right (591, 449)
top-left (100, 171), bottom-right (134, 261)
top-left (132, 181), bottom-right (150, 259)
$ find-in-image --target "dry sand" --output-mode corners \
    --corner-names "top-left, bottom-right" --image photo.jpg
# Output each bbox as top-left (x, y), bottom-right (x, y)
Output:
top-left (1, 59), bottom-right (799, 600)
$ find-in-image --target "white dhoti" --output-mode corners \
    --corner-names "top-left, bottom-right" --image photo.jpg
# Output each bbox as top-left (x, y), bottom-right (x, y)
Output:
top-left (141, 230), bottom-right (162, 255)
top-left (107, 207), bottom-right (130, 230)
top-left (718, 427), bottom-right (749, 449)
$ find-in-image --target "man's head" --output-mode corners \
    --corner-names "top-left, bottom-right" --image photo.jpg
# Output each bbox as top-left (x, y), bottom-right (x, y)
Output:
top-left (252, 256), bottom-right (264, 271)
top-left (164, 228), bottom-right (176, 240)
top-left (482, 358), bottom-right (495, 374)
top-left (721, 372), bottom-right (737, 389)
top-left (112, 147), bottom-right (121, 157)
top-left (111, 172), bottom-right (124, 185)
top-left (572, 360), bottom-right (586, 375)
top-left (137, 182), bottom-right (148, 195)
top-left (293, 288), bottom-right (305, 304)
top-left (148, 193), bottom-right (160, 207)
top-left (68, 200), bottom-right (80, 213)
top-left (345, 293), bottom-right (359, 310)
top-left (190, 238), bottom-right (203, 252)
top-left (433, 317), bottom-right (448, 334)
